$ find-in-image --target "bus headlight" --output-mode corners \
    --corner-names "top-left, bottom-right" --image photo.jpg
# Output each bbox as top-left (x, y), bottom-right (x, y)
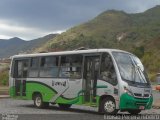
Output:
top-left (124, 86), bottom-right (133, 96)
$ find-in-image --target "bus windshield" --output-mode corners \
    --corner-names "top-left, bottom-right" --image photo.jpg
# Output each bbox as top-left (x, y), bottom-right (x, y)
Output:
top-left (112, 52), bottom-right (150, 86)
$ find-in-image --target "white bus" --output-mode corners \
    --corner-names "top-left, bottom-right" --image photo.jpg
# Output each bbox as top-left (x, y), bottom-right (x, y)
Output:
top-left (9, 49), bottom-right (153, 114)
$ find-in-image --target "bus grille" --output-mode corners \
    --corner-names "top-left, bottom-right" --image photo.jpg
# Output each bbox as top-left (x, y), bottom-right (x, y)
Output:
top-left (134, 93), bottom-right (142, 97)
top-left (134, 93), bottom-right (150, 98)
top-left (135, 101), bottom-right (147, 106)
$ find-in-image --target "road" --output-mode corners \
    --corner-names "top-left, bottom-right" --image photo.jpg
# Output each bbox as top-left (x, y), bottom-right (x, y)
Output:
top-left (0, 91), bottom-right (160, 120)
top-left (0, 98), bottom-right (160, 120)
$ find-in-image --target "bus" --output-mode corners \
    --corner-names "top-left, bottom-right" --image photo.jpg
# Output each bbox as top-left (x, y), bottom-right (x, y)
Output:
top-left (9, 49), bottom-right (153, 114)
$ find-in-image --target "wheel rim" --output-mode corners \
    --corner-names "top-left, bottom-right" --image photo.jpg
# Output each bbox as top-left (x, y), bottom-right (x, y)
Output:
top-left (104, 100), bottom-right (115, 113)
top-left (35, 96), bottom-right (41, 107)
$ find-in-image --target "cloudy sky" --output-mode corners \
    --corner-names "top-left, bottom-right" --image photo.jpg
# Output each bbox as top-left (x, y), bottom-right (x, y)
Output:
top-left (0, 0), bottom-right (160, 40)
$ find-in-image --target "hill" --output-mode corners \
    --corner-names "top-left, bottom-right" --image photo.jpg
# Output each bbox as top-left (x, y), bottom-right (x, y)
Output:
top-left (37, 6), bottom-right (160, 51)
top-left (0, 34), bottom-right (57, 58)
top-left (36, 5), bottom-right (160, 80)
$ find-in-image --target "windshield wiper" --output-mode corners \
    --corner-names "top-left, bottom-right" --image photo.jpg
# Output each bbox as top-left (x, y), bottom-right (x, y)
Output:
top-left (131, 65), bottom-right (136, 84)
top-left (134, 65), bottom-right (150, 85)
top-left (130, 55), bottom-right (148, 84)
top-left (137, 66), bottom-right (150, 85)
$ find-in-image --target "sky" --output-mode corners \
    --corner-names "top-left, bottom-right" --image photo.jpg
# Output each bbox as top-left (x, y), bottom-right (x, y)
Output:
top-left (0, 0), bottom-right (160, 40)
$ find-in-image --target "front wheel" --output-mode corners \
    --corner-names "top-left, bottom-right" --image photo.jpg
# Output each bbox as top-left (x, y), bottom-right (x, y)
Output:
top-left (58, 103), bottom-right (72, 109)
top-left (99, 97), bottom-right (118, 114)
top-left (34, 94), bottom-right (49, 108)
top-left (128, 110), bottom-right (141, 115)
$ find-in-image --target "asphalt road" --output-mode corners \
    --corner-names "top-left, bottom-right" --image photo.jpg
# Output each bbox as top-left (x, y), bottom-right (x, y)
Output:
top-left (0, 98), bottom-right (160, 120)
top-left (0, 91), bottom-right (160, 120)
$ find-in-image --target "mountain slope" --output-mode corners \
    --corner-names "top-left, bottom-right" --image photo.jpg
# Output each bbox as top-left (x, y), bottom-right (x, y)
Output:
top-left (38, 6), bottom-right (160, 52)
top-left (0, 37), bottom-right (26, 58)
top-left (0, 34), bottom-right (57, 58)
top-left (36, 6), bottom-right (160, 79)
top-left (37, 10), bottom-right (133, 51)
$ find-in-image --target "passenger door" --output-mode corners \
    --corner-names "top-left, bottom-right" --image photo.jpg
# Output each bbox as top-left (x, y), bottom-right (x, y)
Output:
top-left (83, 55), bottom-right (100, 104)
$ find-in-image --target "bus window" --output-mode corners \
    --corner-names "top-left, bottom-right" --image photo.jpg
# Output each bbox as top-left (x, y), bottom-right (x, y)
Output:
top-left (28, 57), bottom-right (39, 78)
top-left (14, 59), bottom-right (29, 78)
top-left (59, 55), bottom-right (82, 79)
top-left (17, 61), bottom-right (23, 78)
top-left (100, 53), bottom-right (117, 85)
top-left (40, 56), bottom-right (59, 77)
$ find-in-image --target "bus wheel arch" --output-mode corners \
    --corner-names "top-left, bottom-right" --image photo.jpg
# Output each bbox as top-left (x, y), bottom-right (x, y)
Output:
top-left (98, 95), bottom-right (118, 114)
top-left (32, 92), bottom-right (41, 100)
top-left (32, 92), bottom-right (49, 108)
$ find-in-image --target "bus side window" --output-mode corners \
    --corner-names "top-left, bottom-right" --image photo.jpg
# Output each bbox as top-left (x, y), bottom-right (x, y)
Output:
top-left (14, 60), bottom-right (29, 78)
top-left (100, 53), bottom-right (117, 85)
top-left (59, 55), bottom-right (82, 79)
top-left (28, 58), bottom-right (39, 78)
top-left (40, 56), bottom-right (59, 77)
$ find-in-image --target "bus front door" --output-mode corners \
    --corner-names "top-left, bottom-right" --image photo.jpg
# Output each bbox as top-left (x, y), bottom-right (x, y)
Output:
top-left (83, 56), bottom-right (100, 105)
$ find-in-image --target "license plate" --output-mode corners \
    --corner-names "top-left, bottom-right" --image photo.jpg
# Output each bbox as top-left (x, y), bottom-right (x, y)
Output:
top-left (139, 106), bottom-right (145, 110)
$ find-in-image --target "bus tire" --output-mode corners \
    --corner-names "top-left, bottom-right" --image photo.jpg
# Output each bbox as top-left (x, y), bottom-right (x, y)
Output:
top-left (128, 109), bottom-right (141, 115)
top-left (58, 103), bottom-right (72, 109)
top-left (33, 94), bottom-right (49, 108)
top-left (99, 97), bottom-right (118, 115)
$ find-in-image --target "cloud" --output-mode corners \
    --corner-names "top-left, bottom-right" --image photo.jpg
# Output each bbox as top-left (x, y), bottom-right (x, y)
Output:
top-left (0, 19), bottom-right (65, 40)
top-left (0, 0), bottom-right (160, 40)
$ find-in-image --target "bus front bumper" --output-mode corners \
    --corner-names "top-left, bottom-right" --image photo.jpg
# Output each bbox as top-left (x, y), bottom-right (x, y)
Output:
top-left (119, 93), bottom-right (153, 110)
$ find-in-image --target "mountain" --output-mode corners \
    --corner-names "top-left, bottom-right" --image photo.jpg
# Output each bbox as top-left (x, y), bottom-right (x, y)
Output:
top-left (0, 37), bottom-right (26, 58)
top-left (36, 6), bottom-right (160, 80)
top-left (0, 34), bottom-right (57, 58)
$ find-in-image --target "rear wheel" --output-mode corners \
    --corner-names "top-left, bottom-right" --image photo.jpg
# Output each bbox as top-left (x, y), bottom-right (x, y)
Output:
top-left (99, 97), bottom-right (118, 114)
top-left (33, 94), bottom-right (49, 108)
top-left (128, 109), bottom-right (141, 115)
top-left (58, 103), bottom-right (72, 109)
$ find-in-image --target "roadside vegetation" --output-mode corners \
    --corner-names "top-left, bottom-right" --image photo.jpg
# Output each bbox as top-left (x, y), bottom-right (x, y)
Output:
top-left (0, 63), bottom-right (9, 95)
top-left (0, 63), bottom-right (9, 86)
top-left (0, 69), bottom-right (9, 86)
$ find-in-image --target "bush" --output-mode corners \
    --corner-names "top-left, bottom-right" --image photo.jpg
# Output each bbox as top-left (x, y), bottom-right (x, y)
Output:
top-left (148, 72), bottom-right (156, 82)
top-left (0, 70), bottom-right (9, 86)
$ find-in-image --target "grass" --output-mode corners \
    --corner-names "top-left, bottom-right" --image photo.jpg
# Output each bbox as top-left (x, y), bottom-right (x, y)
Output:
top-left (0, 62), bottom-right (9, 86)
top-left (0, 69), bottom-right (9, 86)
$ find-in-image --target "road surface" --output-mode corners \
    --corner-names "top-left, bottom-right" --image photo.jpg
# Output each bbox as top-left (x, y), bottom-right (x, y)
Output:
top-left (0, 91), bottom-right (159, 120)
top-left (0, 99), bottom-right (159, 120)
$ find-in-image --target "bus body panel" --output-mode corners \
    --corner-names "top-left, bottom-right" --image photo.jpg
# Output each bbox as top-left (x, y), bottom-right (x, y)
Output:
top-left (9, 49), bottom-right (153, 112)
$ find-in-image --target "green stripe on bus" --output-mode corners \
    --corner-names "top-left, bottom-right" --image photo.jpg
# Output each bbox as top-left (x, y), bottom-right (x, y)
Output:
top-left (96, 85), bottom-right (107, 88)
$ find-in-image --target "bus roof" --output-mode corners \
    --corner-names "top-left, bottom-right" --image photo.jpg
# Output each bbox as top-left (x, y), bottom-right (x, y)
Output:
top-left (11, 49), bottom-right (129, 59)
